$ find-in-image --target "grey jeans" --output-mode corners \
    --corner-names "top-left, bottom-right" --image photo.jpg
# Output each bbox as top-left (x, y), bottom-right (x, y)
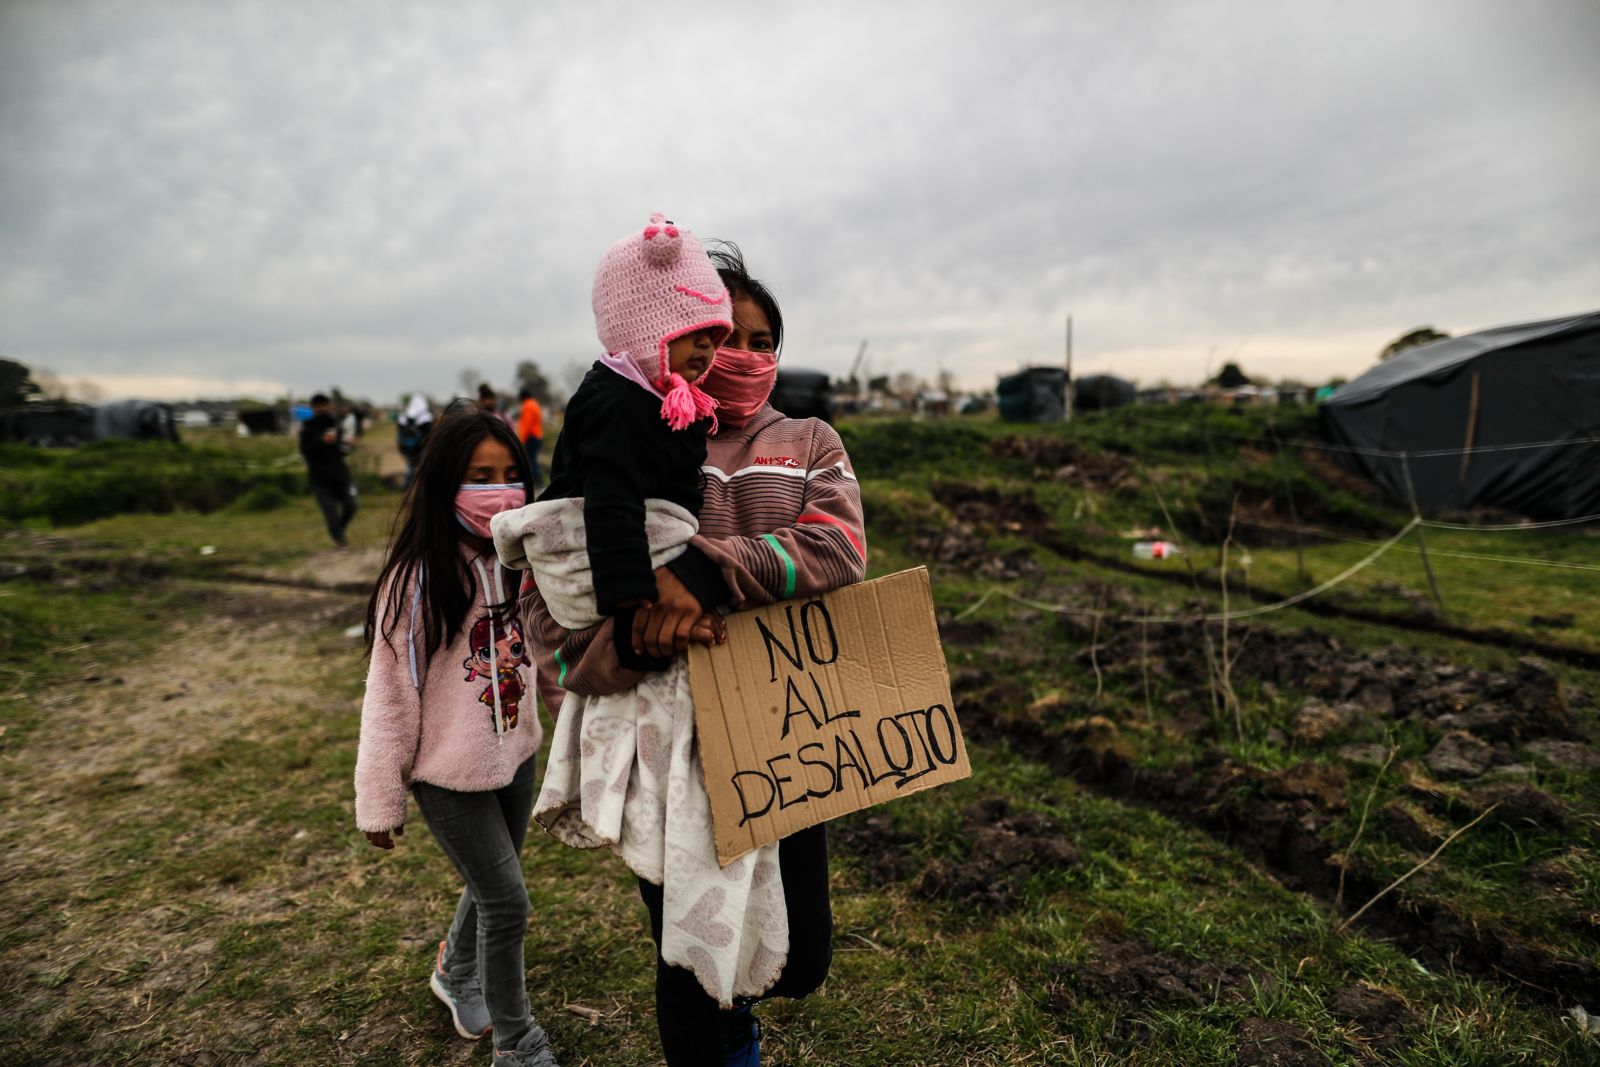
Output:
top-left (412, 754), bottom-right (539, 1051)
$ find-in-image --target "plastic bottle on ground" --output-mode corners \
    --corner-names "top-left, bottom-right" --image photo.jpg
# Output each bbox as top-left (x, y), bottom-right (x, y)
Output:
top-left (1132, 541), bottom-right (1182, 559)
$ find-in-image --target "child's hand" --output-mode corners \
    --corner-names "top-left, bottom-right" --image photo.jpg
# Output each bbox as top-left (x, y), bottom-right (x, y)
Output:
top-left (689, 611), bottom-right (727, 647)
top-left (364, 826), bottom-right (403, 850)
top-left (633, 569), bottom-right (710, 657)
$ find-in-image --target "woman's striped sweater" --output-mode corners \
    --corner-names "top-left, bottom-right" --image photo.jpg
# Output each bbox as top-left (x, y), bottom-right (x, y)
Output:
top-left (519, 404), bottom-right (867, 700)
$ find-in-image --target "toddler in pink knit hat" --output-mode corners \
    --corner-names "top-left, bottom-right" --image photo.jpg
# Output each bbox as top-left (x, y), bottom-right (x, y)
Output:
top-left (592, 212), bottom-right (733, 431)
top-left (504, 213), bottom-right (733, 658)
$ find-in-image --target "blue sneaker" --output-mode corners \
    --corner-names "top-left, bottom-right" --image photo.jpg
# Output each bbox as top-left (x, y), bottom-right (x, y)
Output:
top-left (429, 939), bottom-right (491, 1040)
top-left (722, 1004), bottom-right (760, 1066)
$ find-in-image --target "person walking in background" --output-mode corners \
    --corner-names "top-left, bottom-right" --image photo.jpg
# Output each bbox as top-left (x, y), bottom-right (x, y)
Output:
top-left (514, 386), bottom-right (544, 489)
top-left (355, 408), bottom-right (560, 1067)
top-left (298, 393), bottom-right (357, 548)
top-left (397, 393), bottom-right (434, 488)
top-left (338, 399), bottom-right (360, 441)
top-left (478, 383), bottom-right (513, 429)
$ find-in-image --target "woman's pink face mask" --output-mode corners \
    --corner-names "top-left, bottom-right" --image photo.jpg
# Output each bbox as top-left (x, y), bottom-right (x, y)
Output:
top-left (455, 483), bottom-right (525, 538)
top-left (698, 347), bottom-right (778, 428)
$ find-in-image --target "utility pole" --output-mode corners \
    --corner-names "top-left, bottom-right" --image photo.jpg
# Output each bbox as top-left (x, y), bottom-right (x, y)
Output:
top-left (848, 339), bottom-right (869, 408)
top-left (1064, 313), bottom-right (1075, 422)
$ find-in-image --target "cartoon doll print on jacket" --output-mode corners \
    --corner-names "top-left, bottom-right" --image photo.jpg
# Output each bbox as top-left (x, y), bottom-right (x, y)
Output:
top-left (463, 613), bottom-right (531, 730)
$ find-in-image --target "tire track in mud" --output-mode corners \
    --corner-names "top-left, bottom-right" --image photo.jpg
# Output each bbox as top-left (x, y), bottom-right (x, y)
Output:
top-left (1070, 542), bottom-right (1600, 672)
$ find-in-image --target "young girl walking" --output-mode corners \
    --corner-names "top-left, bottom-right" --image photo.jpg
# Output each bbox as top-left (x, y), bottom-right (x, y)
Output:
top-left (355, 407), bottom-right (561, 1067)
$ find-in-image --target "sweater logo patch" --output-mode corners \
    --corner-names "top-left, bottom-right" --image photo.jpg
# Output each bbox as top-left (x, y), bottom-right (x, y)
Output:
top-left (463, 613), bottom-right (531, 729)
top-left (753, 455), bottom-right (802, 469)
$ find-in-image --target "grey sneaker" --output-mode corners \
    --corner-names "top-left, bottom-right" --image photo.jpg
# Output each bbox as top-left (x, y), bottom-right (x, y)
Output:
top-left (429, 940), bottom-right (491, 1040)
top-left (492, 1023), bottom-right (560, 1067)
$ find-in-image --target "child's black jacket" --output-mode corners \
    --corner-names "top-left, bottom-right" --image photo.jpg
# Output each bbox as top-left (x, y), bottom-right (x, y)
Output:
top-left (540, 362), bottom-right (709, 615)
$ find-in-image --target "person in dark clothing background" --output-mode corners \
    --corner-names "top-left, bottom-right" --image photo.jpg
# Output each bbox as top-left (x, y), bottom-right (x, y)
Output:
top-left (299, 393), bottom-right (358, 547)
top-left (478, 383), bottom-right (513, 430)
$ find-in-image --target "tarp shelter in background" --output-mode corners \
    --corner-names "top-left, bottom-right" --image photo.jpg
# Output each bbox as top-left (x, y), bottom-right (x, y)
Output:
top-left (1073, 374), bottom-right (1136, 412)
top-left (770, 369), bottom-right (835, 423)
top-left (997, 367), bottom-right (1068, 422)
top-left (93, 400), bottom-right (178, 443)
top-left (1, 401), bottom-right (177, 445)
top-left (1320, 310), bottom-right (1600, 518)
top-left (0, 403), bottom-right (95, 445)
top-left (237, 409), bottom-right (284, 435)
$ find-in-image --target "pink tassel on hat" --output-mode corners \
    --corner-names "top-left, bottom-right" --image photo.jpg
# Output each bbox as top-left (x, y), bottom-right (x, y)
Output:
top-left (660, 372), bottom-right (719, 433)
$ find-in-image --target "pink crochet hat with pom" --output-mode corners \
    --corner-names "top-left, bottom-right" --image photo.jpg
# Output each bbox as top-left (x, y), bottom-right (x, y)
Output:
top-left (592, 213), bottom-right (733, 430)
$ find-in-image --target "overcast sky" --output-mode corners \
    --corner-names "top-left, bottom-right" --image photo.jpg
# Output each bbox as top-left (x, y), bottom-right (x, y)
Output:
top-left (3, 0), bottom-right (1597, 404)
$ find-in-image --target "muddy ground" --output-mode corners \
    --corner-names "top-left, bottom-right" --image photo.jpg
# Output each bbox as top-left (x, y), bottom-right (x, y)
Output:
top-left (921, 605), bottom-right (1600, 1007)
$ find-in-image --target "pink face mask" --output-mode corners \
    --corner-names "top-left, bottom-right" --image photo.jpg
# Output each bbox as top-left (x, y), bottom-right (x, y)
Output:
top-left (455, 483), bottom-right (525, 538)
top-left (699, 347), bottom-right (778, 428)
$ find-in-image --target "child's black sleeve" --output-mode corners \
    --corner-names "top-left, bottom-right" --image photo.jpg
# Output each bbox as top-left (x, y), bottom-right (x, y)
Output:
top-left (610, 605), bottom-right (675, 671)
top-left (665, 545), bottom-right (726, 611)
top-left (575, 398), bottom-right (659, 616)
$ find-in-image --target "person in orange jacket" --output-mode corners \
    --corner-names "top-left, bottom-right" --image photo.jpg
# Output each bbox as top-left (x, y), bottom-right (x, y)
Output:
top-left (515, 386), bottom-right (544, 489)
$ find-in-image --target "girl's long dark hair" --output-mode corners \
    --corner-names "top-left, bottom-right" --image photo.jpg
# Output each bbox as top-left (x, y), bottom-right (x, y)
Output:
top-left (365, 406), bottom-right (529, 660)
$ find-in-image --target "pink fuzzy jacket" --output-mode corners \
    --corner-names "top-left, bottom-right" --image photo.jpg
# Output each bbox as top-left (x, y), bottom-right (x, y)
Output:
top-left (354, 548), bottom-right (545, 832)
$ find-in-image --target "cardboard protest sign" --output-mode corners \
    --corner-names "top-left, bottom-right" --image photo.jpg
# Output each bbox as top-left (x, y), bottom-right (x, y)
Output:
top-left (688, 566), bottom-right (969, 867)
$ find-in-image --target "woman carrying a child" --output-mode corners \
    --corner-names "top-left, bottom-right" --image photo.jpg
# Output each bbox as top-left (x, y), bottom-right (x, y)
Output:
top-left (494, 218), bottom-right (865, 1067)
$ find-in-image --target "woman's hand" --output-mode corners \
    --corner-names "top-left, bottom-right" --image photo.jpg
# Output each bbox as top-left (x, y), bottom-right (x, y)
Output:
top-left (364, 826), bottom-right (403, 849)
top-left (633, 568), bottom-right (720, 657)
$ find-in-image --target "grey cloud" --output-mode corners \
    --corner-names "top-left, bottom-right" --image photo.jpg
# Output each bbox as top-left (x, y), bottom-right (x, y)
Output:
top-left (2, 0), bottom-right (1596, 401)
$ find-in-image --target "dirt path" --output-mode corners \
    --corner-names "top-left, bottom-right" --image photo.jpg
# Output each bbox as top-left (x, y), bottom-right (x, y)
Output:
top-left (348, 434), bottom-right (411, 485)
top-left (1, 579), bottom-right (394, 1061)
top-left (0, 546), bottom-right (666, 1065)
top-left (11, 584), bottom-right (357, 798)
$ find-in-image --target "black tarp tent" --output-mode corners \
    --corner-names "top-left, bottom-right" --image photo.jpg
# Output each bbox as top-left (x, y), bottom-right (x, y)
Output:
top-left (997, 367), bottom-right (1068, 422)
top-left (1320, 310), bottom-right (1600, 518)
top-left (769, 369), bottom-right (834, 422)
top-left (1073, 374), bottom-right (1136, 412)
top-left (93, 400), bottom-right (179, 442)
top-left (0, 403), bottom-right (95, 444)
top-left (237, 409), bottom-right (285, 435)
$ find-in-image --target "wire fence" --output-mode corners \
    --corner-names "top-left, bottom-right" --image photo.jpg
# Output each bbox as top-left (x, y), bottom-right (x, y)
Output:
top-left (1234, 516), bottom-right (1600, 573)
top-left (1418, 513), bottom-right (1600, 532)
top-left (952, 411), bottom-right (1600, 628)
top-left (956, 518), bottom-right (1424, 626)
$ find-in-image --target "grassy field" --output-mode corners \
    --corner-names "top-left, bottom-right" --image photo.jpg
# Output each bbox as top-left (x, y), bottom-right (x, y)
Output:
top-left (2, 410), bottom-right (1597, 1065)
